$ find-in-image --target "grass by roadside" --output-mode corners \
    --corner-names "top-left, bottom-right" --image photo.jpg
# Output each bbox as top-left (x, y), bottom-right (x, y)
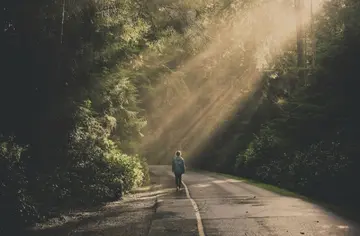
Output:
top-left (190, 168), bottom-right (360, 224)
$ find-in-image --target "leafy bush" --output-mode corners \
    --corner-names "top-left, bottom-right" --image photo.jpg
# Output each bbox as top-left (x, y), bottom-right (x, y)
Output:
top-left (0, 137), bottom-right (38, 233)
top-left (235, 126), bottom-right (283, 176)
top-left (0, 101), bottom-right (149, 229)
top-left (61, 101), bottom-right (148, 204)
top-left (107, 151), bottom-right (146, 192)
top-left (285, 141), bottom-right (349, 197)
top-left (236, 136), bottom-right (350, 201)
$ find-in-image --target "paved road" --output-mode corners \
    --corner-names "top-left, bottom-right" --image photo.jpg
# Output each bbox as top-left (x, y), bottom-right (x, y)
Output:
top-left (149, 165), bottom-right (360, 236)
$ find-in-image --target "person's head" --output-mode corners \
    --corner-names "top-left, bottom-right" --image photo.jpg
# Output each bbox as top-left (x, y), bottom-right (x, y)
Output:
top-left (175, 150), bottom-right (181, 157)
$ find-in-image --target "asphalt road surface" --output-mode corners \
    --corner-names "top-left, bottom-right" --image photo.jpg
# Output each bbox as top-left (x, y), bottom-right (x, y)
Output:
top-left (26, 165), bottom-right (360, 236)
top-left (149, 165), bottom-right (360, 236)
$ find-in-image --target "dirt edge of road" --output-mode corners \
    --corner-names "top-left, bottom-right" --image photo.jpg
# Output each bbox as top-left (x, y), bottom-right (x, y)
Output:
top-left (21, 170), bottom-right (171, 236)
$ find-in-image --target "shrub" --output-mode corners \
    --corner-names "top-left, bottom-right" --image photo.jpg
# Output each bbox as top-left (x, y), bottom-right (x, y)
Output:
top-left (0, 137), bottom-right (38, 233)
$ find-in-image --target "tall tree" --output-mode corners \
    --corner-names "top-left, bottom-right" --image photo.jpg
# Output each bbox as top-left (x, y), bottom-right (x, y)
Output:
top-left (295, 0), bottom-right (305, 83)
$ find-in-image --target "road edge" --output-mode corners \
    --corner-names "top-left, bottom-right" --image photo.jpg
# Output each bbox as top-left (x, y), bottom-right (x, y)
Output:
top-left (182, 180), bottom-right (205, 236)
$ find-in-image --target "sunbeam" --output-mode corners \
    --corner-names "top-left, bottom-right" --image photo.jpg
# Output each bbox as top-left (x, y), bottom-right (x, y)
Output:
top-left (140, 0), bottom-right (327, 164)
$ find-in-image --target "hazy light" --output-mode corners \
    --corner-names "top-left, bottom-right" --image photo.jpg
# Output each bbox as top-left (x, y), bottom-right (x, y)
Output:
top-left (140, 0), bottom-right (327, 163)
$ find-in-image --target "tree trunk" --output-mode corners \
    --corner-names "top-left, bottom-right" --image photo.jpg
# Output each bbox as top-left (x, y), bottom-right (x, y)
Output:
top-left (295, 0), bottom-right (305, 83)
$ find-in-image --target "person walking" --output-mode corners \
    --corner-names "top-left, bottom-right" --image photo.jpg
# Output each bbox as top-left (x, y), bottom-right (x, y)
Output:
top-left (172, 150), bottom-right (186, 191)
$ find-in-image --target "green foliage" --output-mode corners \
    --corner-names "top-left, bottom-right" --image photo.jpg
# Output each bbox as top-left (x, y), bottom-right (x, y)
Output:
top-left (239, 127), bottom-right (281, 165)
top-left (107, 151), bottom-right (146, 191)
top-left (0, 137), bottom-right (38, 232)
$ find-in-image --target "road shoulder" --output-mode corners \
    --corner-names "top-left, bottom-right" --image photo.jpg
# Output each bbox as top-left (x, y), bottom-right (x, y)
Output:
top-left (24, 188), bottom-right (158, 236)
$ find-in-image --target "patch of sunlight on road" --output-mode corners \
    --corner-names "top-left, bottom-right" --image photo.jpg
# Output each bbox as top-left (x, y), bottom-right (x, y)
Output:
top-left (338, 225), bottom-right (349, 229)
top-left (212, 179), bottom-right (244, 184)
top-left (320, 224), bottom-right (350, 230)
top-left (192, 183), bottom-right (212, 188)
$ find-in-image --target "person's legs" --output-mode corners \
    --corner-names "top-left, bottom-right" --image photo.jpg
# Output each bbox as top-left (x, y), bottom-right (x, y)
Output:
top-left (178, 174), bottom-right (182, 189)
top-left (175, 174), bottom-right (180, 189)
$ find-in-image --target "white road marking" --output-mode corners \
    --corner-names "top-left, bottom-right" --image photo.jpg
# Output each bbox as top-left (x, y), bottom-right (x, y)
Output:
top-left (182, 180), bottom-right (206, 236)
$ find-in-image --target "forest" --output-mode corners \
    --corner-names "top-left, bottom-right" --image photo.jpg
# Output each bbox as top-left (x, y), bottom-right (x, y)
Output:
top-left (1, 0), bottom-right (360, 232)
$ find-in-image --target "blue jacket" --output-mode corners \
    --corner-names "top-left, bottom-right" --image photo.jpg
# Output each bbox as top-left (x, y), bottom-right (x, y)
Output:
top-left (172, 156), bottom-right (185, 175)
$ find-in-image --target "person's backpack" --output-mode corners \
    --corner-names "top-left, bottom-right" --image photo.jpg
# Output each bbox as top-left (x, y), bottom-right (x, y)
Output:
top-left (173, 156), bottom-right (184, 174)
